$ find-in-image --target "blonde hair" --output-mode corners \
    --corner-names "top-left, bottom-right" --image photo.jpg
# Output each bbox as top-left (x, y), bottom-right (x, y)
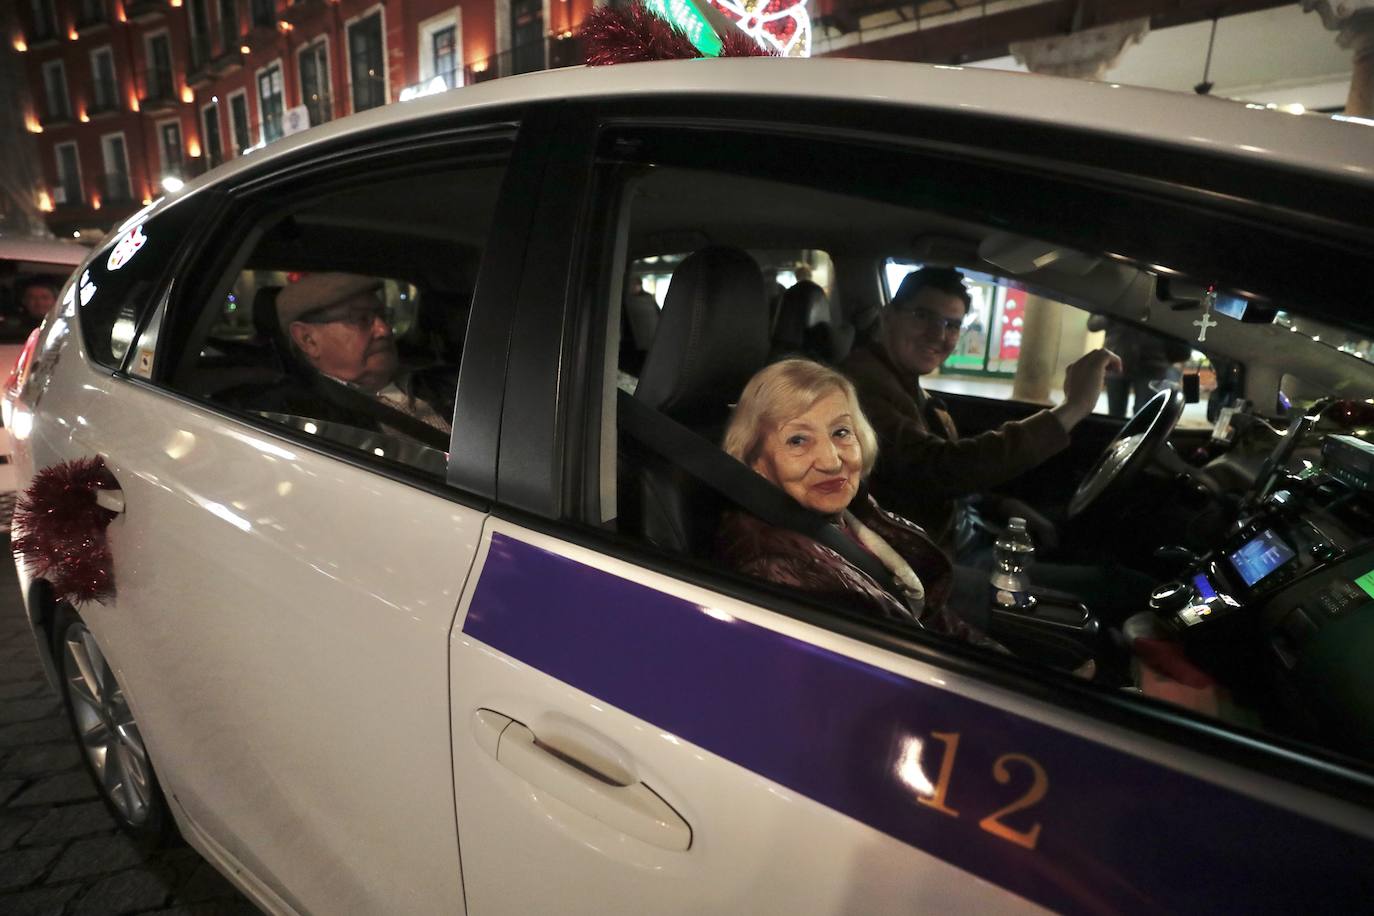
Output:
top-left (723, 359), bottom-right (878, 476)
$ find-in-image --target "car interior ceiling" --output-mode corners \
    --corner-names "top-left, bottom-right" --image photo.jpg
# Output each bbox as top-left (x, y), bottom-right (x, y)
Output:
top-left (625, 164), bottom-right (1374, 405)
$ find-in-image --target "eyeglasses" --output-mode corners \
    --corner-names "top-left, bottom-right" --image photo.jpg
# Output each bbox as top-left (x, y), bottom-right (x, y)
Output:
top-left (299, 301), bottom-right (389, 331)
top-left (895, 306), bottom-right (964, 336)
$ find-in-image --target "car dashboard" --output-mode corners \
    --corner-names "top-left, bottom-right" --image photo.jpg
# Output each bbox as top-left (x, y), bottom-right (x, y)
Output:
top-left (1155, 430), bottom-right (1374, 760)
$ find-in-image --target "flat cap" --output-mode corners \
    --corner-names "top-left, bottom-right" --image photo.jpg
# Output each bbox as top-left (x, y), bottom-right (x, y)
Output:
top-left (275, 272), bottom-right (382, 332)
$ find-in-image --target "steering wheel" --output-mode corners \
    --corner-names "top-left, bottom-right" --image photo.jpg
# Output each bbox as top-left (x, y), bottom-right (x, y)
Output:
top-left (1067, 387), bottom-right (1186, 518)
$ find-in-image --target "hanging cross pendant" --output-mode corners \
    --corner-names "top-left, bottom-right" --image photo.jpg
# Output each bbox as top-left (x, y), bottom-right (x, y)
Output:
top-left (1194, 311), bottom-right (1217, 342)
top-left (1195, 286), bottom-right (1218, 343)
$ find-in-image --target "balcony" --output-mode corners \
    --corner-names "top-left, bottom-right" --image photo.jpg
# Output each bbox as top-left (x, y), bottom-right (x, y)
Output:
top-left (123, 0), bottom-right (167, 22)
top-left (209, 47), bottom-right (245, 76)
top-left (74, 0), bottom-right (110, 30)
top-left (52, 182), bottom-right (85, 210)
top-left (27, 21), bottom-right (60, 47)
top-left (187, 32), bottom-right (214, 85)
top-left (249, 0), bottom-right (277, 31)
top-left (139, 67), bottom-right (179, 113)
top-left (102, 173), bottom-right (134, 206)
top-left (40, 100), bottom-right (73, 128)
top-left (88, 78), bottom-right (121, 117)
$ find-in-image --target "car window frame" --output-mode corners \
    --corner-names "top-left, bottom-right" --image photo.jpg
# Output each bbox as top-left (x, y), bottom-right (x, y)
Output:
top-left (128, 110), bottom-right (537, 506)
top-left (488, 95), bottom-right (1374, 811)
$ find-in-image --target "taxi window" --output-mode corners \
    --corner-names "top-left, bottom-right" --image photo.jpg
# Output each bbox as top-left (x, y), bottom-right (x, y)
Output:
top-left (159, 153), bottom-right (508, 480)
top-left (78, 200), bottom-right (203, 370)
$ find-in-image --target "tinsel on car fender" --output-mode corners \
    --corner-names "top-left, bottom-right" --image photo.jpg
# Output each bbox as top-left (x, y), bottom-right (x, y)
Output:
top-left (12, 456), bottom-right (121, 604)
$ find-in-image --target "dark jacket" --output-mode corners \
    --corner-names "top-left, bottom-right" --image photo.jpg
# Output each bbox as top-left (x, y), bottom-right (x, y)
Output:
top-left (716, 493), bottom-right (974, 636)
top-left (841, 339), bottom-right (1069, 547)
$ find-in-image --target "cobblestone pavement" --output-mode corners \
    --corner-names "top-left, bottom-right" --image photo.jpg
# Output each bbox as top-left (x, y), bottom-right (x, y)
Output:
top-left (0, 538), bottom-right (260, 916)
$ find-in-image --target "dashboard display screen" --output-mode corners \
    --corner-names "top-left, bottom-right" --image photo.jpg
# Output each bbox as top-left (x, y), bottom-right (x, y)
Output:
top-left (1229, 529), bottom-right (1296, 587)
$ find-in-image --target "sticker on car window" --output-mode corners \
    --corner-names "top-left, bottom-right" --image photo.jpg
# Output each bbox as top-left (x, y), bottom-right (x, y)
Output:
top-left (106, 225), bottom-right (147, 272)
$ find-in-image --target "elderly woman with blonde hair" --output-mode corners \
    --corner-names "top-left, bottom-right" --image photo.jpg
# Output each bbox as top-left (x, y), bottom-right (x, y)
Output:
top-left (718, 358), bottom-right (977, 637)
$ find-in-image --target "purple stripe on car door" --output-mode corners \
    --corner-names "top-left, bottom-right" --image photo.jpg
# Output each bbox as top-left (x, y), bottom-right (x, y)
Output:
top-left (463, 533), bottom-right (1374, 915)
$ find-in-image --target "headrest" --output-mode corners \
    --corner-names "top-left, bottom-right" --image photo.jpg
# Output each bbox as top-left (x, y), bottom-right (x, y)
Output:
top-left (773, 280), bottom-right (829, 350)
top-left (251, 286), bottom-right (283, 340)
top-left (635, 247), bottom-right (769, 421)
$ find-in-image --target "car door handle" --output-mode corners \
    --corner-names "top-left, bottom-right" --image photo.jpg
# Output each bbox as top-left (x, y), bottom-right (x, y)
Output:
top-left (471, 709), bottom-right (692, 851)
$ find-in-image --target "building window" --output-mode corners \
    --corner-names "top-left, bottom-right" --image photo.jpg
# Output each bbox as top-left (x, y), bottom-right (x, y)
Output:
top-left (250, 0), bottom-right (274, 29)
top-left (219, 0), bottom-right (239, 54)
top-left (257, 62), bottom-right (284, 142)
top-left (298, 38), bottom-right (332, 126)
top-left (145, 31), bottom-right (175, 103)
top-left (432, 26), bottom-right (457, 86)
top-left (188, 0), bottom-right (212, 70)
top-left (159, 120), bottom-right (185, 178)
top-left (76, 0), bottom-right (107, 28)
top-left (511, 0), bottom-right (545, 75)
top-left (101, 133), bottom-right (132, 204)
top-left (90, 47), bottom-right (118, 114)
top-left (348, 10), bottom-right (386, 113)
top-left (228, 90), bottom-right (251, 154)
top-left (54, 142), bottom-right (82, 207)
top-left (202, 104), bottom-right (224, 168)
top-left (29, 0), bottom-right (58, 43)
top-left (41, 60), bottom-right (71, 123)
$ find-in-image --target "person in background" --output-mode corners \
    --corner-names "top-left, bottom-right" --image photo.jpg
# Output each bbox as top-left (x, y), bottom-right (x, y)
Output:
top-left (716, 358), bottom-right (993, 644)
top-left (20, 280), bottom-right (58, 324)
top-left (1087, 314), bottom-right (1194, 418)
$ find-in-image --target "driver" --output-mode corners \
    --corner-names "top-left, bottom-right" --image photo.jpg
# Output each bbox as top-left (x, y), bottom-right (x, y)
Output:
top-left (842, 266), bottom-right (1120, 557)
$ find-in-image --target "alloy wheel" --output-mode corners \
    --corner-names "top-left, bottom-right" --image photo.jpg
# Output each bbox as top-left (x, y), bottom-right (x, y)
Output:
top-left (61, 622), bottom-right (152, 826)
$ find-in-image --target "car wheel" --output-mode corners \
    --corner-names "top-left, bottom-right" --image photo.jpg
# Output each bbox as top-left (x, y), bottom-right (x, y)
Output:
top-left (53, 604), bottom-right (177, 846)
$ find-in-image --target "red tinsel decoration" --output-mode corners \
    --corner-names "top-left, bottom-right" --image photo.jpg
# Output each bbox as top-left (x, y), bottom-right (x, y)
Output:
top-left (12, 456), bottom-right (120, 604)
top-left (718, 26), bottom-right (776, 58)
top-left (581, 1), bottom-right (777, 65)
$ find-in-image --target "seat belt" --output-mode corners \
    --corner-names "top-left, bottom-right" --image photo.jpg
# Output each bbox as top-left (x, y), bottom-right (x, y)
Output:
top-left (310, 375), bottom-right (451, 451)
top-left (617, 391), bottom-right (908, 605)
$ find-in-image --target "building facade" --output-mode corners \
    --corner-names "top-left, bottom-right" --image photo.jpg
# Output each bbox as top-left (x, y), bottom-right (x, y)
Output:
top-left (14, 0), bottom-right (595, 237)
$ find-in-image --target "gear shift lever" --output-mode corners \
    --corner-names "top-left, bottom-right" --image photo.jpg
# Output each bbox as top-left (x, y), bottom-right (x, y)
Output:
top-left (1154, 545), bottom-right (1200, 565)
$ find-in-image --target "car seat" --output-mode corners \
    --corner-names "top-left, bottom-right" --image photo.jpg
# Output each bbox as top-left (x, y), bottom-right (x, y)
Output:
top-left (620, 246), bottom-right (770, 555)
top-left (770, 280), bottom-right (855, 364)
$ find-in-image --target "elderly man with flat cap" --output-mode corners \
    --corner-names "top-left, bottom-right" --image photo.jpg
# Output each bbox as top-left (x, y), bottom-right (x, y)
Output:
top-left (273, 271), bottom-right (454, 436)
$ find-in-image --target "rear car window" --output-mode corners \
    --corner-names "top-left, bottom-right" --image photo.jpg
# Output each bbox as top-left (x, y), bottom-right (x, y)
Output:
top-left (161, 154), bottom-right (508, 479)
top-left (79, 200), bottom-right (204, 370)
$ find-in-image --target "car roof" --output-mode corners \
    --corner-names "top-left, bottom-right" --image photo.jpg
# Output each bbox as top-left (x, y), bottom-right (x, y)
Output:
top-left (162, 57), bottom-right (1374, 211)
top-left (0, 237), bottom-right (88, 267)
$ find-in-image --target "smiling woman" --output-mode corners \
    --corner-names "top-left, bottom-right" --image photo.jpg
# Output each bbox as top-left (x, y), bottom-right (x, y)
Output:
top-left (716, 358), bottom-right (976, 635)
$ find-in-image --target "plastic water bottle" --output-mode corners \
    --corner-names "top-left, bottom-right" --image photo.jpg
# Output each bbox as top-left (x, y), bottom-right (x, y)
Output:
top-left (991, 517), bottom-right (1036, 611)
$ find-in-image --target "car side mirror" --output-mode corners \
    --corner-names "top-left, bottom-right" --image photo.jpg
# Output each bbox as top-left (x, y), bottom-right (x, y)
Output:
top-left (1181, 372), bottom-right (1200, 404)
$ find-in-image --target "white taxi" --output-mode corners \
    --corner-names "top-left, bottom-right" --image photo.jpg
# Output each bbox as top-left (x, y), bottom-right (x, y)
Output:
top-left (8, 57), bottom-right (1374, 913)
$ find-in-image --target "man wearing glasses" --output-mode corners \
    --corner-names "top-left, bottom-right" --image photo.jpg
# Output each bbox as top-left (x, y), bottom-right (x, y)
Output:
top-left (276, 271), bottom-right (454, 436)
top-left (843, 266), bottom-right (1119, 554)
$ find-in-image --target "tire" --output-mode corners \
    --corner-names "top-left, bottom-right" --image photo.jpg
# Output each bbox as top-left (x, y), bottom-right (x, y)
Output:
top-left (52, 603), bottom-right (178, 847)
